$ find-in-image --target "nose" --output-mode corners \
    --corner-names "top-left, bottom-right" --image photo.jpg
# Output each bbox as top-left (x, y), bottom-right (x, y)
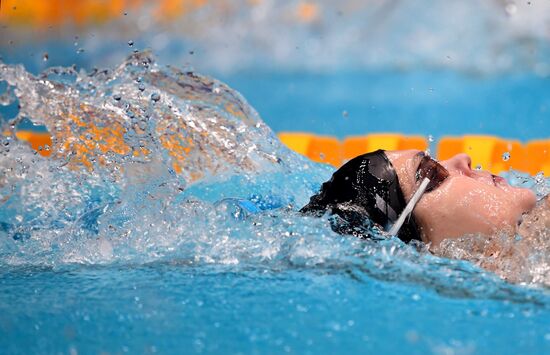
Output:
top-left (441, 153), bottom-right (472, 175)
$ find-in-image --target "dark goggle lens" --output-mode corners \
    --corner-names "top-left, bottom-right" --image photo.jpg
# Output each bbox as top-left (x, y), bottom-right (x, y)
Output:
top-left (416, 156), bottom-right (450, 192)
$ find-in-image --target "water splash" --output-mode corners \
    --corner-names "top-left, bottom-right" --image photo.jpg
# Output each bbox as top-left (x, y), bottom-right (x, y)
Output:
top-left (0, 51), bottom-right (344, 268)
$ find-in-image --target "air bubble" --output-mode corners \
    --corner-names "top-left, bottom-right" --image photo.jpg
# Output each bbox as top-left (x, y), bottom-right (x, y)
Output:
top-left (475, 164), bottom-right (482, 170)
top-left (42, 53), bottom-right (49, 62)
top-left (138, 83), bottom-right (145, 92)
top-left (128, 40), bottom-right (134, 47)
top-left (113, 94), bottom-right (122, 101)
top-left (502, 152), bottom-right (510, 161)
top-left (77, 48), bottom-right (85, 54)
top-left (342, 110), bottom-right (349, 118)
top-left (428, 135), bottom-right (434, 143)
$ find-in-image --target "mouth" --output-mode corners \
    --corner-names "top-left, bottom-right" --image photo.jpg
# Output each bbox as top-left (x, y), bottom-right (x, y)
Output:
top-left (492, 174), bottom-right (507, 187)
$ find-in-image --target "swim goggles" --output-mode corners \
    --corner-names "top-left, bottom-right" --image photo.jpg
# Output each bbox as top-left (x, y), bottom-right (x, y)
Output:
top-left (388, 154), bottom-right (450, 236)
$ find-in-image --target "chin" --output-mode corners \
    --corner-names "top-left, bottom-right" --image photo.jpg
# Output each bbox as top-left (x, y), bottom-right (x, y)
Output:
top-left (510, 187), bottom-right (537, 215)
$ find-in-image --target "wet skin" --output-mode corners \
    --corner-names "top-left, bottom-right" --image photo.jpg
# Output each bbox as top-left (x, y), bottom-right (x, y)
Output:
top-left (385, 150), bottom-right (537, 246)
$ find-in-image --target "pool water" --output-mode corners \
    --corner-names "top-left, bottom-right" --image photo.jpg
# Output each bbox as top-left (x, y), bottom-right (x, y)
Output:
top-left (219, 70), bottom-right (550, 141)
top-left (0, 51), bottom-right (549, 355)
top-left (2, 264), bottom-right (549, 354)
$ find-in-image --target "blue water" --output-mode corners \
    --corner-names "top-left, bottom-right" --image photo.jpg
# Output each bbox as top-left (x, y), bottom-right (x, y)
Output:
top-left (1, 44), bottom-right (550, 355)
top-left (220, 71), bottom-right (550, 141)
top-left (1, 264), bottom-right (549, 354)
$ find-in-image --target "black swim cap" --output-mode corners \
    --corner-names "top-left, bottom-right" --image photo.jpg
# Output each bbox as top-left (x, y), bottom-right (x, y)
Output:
top-left (300, 150), bottom-right (421, 243)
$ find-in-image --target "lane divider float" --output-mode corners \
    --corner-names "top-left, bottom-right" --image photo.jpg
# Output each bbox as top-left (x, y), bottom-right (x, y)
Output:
top-left (279, 132), bottom-right (550, 176)
top-left (6, 130), bottom-right (550, 176)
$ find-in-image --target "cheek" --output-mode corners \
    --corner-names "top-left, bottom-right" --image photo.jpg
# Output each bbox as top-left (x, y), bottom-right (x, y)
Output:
top-left (412, 180), bottom-right (523, 242)
top-left (415, 192), bottom-right (495, 234)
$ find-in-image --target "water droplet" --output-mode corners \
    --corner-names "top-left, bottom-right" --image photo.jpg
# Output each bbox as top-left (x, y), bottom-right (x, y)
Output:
top-left (150, 93), bottom-right (160, 102)
top-left (113, 93), bottom-right (122, 101)
top-left (502, 152), bottom-right (510, 161)
top-left (42, 53), bottom-right (49, 61)
top-left (535, 172), bottom-right (544, 184)
top-left (505, 3), bottom-right (517, 16)
top-left (128, 40), bottom-right (134, 47)
top-left (342, 110), bottom-right (349, 118)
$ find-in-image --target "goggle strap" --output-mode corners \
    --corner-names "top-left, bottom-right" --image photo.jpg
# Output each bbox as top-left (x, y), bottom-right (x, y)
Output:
top-left (387, 177), bottom-right (430, 237)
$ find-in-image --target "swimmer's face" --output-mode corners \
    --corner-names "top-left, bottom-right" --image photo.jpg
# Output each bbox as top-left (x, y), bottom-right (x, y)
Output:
top-left (386, 150), bottom-right (537, 246)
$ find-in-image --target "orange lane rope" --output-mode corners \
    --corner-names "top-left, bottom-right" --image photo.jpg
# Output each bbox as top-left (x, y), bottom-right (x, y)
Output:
top-left (9, 129), bottom-right (550, 176)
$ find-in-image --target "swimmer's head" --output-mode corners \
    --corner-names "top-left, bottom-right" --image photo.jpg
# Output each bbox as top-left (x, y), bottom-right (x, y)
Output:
top-left (386, 150), bottom-right (537, 246)
top-left (300, 150), bottom-right (421, 242)
top-left (301, 149), bottom-right (537, 246)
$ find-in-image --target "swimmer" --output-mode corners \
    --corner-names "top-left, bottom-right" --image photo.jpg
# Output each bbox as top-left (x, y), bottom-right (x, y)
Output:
top-left (301, 149), bottom-right (542, 248)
